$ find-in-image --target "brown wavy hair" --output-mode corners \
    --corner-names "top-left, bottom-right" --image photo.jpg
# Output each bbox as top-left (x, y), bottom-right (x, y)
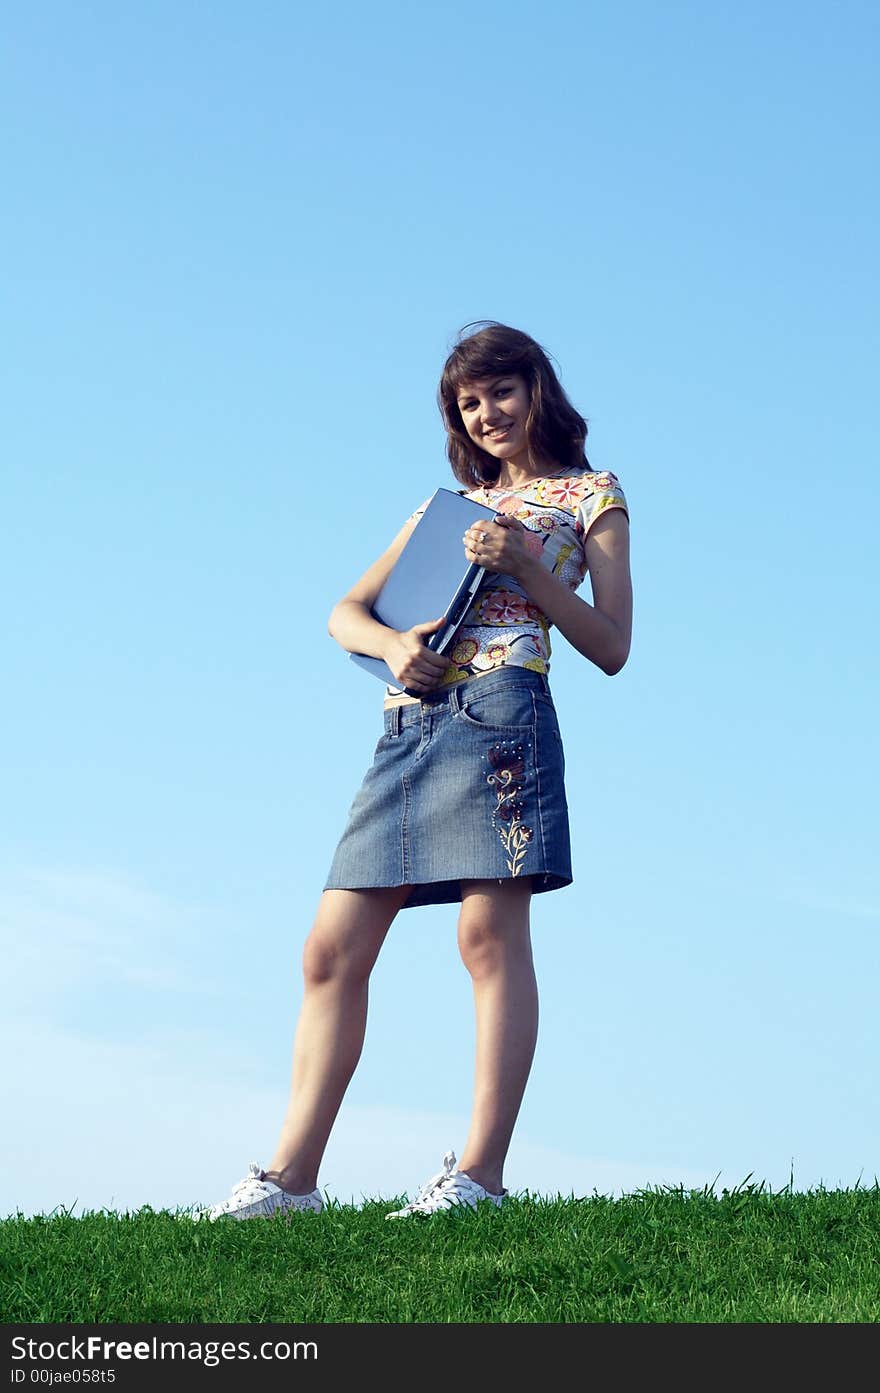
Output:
top-left (437, 321), bottom-right (590, 487)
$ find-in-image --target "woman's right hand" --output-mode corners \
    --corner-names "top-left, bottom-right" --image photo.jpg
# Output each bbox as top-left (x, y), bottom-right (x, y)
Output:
top-left (382, 617), bottom-right (453, 692)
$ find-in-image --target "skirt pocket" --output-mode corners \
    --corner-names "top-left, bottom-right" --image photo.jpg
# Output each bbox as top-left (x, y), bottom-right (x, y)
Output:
top-left (453, 681), bottom-right (537, 732)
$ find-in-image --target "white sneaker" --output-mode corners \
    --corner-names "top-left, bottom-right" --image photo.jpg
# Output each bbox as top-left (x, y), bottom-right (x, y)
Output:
top-left (190, 1162), bottom-right (323, 1222)
top-left (385, 1150), bottom-right (506, 1219)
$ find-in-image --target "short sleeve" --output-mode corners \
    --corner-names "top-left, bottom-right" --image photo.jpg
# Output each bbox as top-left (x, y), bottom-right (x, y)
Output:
top-left (577, 470), bottom-right (629, 540)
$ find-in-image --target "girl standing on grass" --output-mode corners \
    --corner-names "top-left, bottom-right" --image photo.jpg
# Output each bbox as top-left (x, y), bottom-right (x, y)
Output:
top-left (196, 321), bottom-right (632, 1221)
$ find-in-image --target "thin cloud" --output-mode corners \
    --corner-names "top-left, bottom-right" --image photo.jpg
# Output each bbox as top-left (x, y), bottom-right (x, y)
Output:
top-left (0, 1018), bottom-right (731, 1219)
top-left (776, 882), bottom-right (880, 922)
top-left (0, 861), bottom-right (224, 1006)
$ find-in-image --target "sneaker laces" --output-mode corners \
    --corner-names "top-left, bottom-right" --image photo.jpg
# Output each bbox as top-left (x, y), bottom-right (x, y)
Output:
top-left (228, 1162), bottom-right (273, 1203)
top-left (394, 1149), bottom-right (486, 1214)
top-left (414, 1149), bottom-right (459, 1202)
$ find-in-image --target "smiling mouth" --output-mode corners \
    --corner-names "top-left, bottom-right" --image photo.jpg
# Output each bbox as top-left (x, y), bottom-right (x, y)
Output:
top-left (485, 426), bottom-right (512, 439)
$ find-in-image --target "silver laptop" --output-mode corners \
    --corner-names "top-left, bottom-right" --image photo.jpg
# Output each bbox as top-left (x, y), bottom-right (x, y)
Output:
top-left (350, 488), bottom-right (501, 695)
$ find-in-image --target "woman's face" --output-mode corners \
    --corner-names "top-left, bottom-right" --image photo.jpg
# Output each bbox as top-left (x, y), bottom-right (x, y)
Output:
top-left (455, 372), bottom-right (531, 467)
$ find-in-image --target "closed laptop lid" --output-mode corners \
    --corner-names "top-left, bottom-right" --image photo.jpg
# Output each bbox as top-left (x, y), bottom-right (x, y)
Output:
top-left (369, 488), bottom-right (499, 632)
top-left (350, 488), bottom-right (500, 695)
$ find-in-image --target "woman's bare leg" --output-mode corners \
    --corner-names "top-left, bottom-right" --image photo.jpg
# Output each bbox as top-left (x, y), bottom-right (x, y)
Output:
top-left (455, 878), bottom-right (538, 1196)
top-left (261, 884), bottom-right (412, 1194)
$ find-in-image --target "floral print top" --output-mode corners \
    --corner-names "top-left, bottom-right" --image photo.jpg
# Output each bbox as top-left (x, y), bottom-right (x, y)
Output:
top-left (384, 466), bottom-right (629, 698)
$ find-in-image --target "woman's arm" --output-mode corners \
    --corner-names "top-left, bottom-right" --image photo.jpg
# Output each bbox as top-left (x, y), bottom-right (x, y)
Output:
top-left (327, 512), bottom-right (418, 659)
top-left (465, 510), bottom-right (632, 676)
top-left (523, 511), bottom-right (632, 675)
top-left (328, 512), bottom-right (453, 690)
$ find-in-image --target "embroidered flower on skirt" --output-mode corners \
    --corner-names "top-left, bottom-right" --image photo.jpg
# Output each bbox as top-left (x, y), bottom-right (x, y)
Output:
top-left (486, 740), bottom-right (534, 876)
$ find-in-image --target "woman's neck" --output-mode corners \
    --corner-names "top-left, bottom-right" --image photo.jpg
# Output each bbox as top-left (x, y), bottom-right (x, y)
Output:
top-left (491, 460), bottom-right (566, 489)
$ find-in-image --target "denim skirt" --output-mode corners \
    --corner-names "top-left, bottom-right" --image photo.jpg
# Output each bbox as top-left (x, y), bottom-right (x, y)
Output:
top-left (323, 665), bottom-right (572, 910)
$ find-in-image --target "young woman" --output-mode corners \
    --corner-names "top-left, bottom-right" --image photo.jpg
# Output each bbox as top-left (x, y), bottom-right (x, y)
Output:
top-left (197, 321), bottom-right (632, 1221)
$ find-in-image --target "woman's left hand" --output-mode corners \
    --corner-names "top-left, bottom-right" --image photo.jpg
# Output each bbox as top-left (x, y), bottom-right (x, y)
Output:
top-left (463, 514), bottom-right (532, 579)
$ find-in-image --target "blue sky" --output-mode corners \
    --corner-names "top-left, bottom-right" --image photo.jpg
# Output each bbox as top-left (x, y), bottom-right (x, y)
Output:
top-left (2, 0), bottom-right (878, 1217)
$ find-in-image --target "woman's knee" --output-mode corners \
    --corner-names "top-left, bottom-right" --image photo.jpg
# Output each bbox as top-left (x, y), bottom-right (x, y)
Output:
top-left (301, 886), bottom-right (405, 986)
top-left (457, 880), bottom-right (533, 976)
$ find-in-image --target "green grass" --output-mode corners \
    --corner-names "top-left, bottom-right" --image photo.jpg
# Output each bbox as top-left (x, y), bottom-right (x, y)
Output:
top-left (2, 1180), bottom-right (879, 1323)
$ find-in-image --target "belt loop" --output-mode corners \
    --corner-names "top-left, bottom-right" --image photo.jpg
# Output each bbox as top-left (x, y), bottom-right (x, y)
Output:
top-left (391, 705), bottom-right (401, 736)
top-left (449, 681), bottom-right (464, 715)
